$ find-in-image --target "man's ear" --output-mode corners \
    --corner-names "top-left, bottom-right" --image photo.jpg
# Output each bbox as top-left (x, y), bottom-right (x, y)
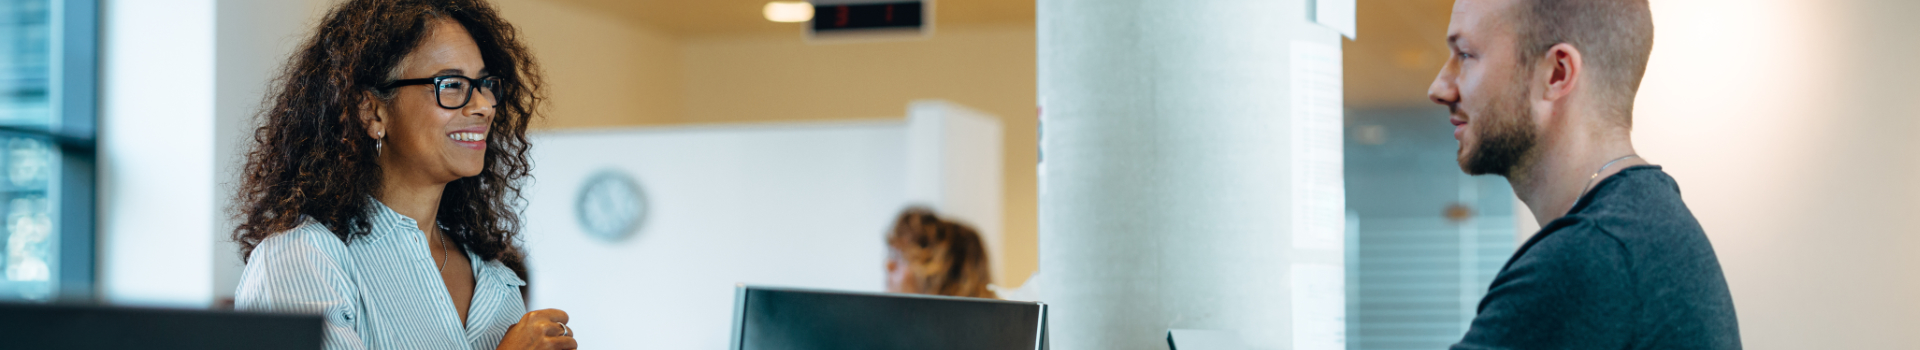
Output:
top-left (359, 91), bottom-right (386, 140)
top-left (1541, 43), bottom-right (1584, 103)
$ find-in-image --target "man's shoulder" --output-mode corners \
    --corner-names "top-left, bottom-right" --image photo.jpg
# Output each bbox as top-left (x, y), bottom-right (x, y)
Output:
top-left (1577, 166), bottom-right (1694, 218)
top-left (1552, 167), bottom-right (1741, 347)
top-left (1520, 166), bottom-right (1717, 281)
top-left (1484, 167), bottom-right (1739, 349)
top-left (1561, 166), bottom-right (1710, 248)
top-left (1515, 221), bottom-right (1632, 275)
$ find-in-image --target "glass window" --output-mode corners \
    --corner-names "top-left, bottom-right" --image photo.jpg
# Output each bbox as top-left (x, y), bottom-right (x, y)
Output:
top-left (0, 0), bottom-right (95, 302)
top-left (1346, 108), bottom-right (1520, 350)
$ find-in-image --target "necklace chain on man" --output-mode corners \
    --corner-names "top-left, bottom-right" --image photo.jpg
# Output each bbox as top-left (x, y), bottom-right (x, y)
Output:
top-left (1581, 154), bottom-right (1640, 198)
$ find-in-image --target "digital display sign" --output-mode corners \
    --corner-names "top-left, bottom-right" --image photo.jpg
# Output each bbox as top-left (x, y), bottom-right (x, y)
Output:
top-left (811, 2), bottom-right (925, 32)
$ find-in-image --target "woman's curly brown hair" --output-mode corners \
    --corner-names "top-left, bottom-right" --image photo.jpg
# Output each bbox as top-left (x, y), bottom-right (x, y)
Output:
top-left (887, 207), bottom-right (996, 299)
top-left (232, 0), bottom-right (543, 281)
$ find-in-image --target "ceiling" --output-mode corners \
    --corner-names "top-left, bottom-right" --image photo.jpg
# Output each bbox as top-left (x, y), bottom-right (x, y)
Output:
top-left (547, 0), bottom-right (1037, 37)
top-left (546, 0), bottom-right (1454, 108)
top-left (1345, 0), bottom-right (1457, 109)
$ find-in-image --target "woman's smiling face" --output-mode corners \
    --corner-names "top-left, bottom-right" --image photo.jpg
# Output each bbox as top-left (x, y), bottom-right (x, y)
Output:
top-left (374, 18), bottom-right (495, 183)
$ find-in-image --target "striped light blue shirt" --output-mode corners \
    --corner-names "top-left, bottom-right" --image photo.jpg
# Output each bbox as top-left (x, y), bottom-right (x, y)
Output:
top-left (235, 200), bottom-right (528, 350)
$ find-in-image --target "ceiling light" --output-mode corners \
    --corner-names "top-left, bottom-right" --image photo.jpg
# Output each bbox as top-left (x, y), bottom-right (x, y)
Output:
top-left (764, 1), bottom-right (814, 23)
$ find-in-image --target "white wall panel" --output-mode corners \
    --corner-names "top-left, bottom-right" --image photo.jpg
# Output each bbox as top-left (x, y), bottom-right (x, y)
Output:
top-left (525, 107), bottom-right (1002, 349)
top-left (1635, 0), bottom-right (1920, 348)
top-left (99, 0), bottom-right (217, 308)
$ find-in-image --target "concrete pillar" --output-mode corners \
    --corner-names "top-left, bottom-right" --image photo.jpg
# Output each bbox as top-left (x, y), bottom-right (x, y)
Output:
top-left (1036, 1), bottom-right (1345, 349)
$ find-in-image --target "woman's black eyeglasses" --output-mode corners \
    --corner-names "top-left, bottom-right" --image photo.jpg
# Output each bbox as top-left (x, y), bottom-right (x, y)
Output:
top-left (378, 75), bottom-right (502, 109)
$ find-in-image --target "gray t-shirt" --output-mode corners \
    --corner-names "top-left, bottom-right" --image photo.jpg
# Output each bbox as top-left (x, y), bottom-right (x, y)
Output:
top-left (1451, 165), bottom-right (1741, 349)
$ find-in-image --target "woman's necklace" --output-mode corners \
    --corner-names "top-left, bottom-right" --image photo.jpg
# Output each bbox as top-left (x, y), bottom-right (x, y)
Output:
top-left (433, 227), bottom-right (449, 274)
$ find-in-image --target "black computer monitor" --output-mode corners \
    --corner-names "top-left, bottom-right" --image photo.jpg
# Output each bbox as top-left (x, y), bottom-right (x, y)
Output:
top-left (729, 285), bottom-right (1047, 350)
top-left (0, 302), bottom-right (324, 350)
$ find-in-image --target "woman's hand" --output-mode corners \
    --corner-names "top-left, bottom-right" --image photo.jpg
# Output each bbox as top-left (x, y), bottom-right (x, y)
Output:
top-left (497, 309), bottom-right (577, 350)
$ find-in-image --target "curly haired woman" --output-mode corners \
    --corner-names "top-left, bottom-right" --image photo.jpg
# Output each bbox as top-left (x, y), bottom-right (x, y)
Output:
top-left (230, 1), bottom-right (573, 349)
top-left (884, 207), bottom-right (997, 299)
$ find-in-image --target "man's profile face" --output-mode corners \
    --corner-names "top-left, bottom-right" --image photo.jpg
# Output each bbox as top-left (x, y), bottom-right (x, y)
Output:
top-left (1430, 0), bottom-right (1539, 176)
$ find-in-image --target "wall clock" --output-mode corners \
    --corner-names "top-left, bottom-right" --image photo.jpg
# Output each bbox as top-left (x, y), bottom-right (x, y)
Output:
top-left (574, 169), bottom-right (647, 242)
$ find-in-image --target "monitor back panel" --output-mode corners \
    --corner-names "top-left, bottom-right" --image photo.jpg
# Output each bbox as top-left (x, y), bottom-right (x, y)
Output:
top-left (0, 303), bottom-right (324, 350)
top-left (731, 286), bottom-right (1045, 350)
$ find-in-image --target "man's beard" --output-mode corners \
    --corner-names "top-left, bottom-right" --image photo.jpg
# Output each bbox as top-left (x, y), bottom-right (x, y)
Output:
top-left (1460, 82), bottom-right (1539, 177)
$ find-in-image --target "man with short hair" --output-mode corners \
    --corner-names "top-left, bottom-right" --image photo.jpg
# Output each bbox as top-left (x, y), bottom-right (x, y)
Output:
top-left (1428, 0), bottom-right (1741, 348)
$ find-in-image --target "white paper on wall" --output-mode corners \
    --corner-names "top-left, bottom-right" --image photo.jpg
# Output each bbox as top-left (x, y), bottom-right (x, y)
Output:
top-left (1291, 263), bottom-right (1347, 350)
top-left (1290, 40), bottom-right (1345, 253)
top-left (1289, 39), bottom-right (1346, 350)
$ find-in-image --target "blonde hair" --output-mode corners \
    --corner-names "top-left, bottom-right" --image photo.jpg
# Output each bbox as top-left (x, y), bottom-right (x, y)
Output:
top-left (886, 207), bottom-right (995, 299)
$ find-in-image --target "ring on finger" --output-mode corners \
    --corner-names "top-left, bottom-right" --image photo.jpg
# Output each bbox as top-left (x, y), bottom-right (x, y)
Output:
top-left (558, 322), bottom-right (571, 337)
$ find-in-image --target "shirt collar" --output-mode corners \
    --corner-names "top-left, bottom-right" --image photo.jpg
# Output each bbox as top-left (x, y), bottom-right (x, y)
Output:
top-left (364, 197), bottom-right (422, 242)
top-left (476, 256), bottom-right (528, 287)
top-left (366, 197), bottom-right (525, 287)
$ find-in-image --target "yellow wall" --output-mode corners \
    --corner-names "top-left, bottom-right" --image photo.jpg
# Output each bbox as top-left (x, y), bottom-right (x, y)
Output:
top-left (680, 24), bottom-right (1039, 288)
top-left (497, 0), bottom-right (1040, 288)
top-left (679, 24), bottom-right (1036, 125)
top-left (495, 0), bottom-right (684, 128)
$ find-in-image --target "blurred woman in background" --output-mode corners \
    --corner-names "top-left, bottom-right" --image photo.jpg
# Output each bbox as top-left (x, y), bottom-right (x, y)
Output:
top-left (229, 1), bottom-right (574, 349)
top-left (885, 207), bottom-right (997, 299)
